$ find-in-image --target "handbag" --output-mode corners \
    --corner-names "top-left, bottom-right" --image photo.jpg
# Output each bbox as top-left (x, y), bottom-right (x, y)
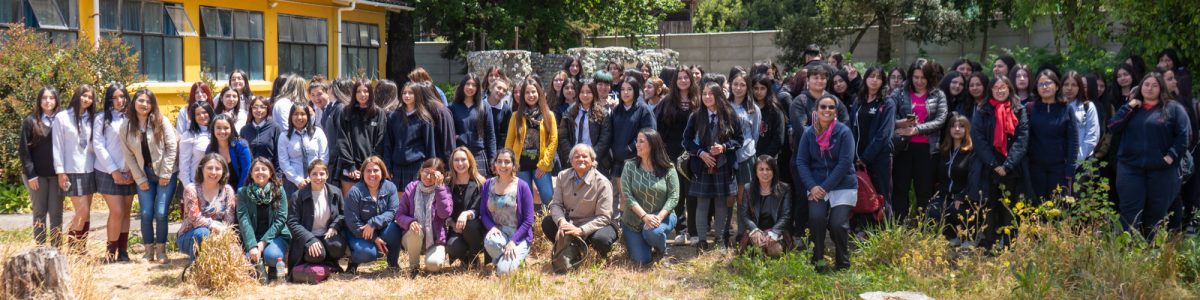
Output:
top-left (676, 152), bottom-right (692, 181)
top-left (852, 164), bottom-right (884, 220)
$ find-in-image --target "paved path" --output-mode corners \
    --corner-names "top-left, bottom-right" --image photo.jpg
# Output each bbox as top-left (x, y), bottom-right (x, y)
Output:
top-left (0, 211), bottom-right (180, 241)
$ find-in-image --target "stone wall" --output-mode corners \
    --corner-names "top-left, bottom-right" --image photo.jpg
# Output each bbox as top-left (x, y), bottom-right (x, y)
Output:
top-left (466, 47), bottom-right (680, 88)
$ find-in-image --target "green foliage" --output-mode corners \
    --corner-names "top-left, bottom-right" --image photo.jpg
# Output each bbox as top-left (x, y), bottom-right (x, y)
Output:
top-left (0, 183), bottom-right (30, 213)
top-left (1110, 0), bottom-right (1200, 73)
top-left (774, 3), bottom-right (842, 69)
top-left (1001, 45), bottom-right (1119, 77)
top-left (777, 0), bottom-right (970, 66)
top-left (692, 0), bottom-right (744, 33)
top-left (0, 25), bottom-right (140, 184)
top-left (740, 0), bottom-right (807, 31)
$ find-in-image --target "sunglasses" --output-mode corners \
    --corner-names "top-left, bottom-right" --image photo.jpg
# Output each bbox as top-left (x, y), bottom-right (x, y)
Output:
top-left (818, 104), bottom-right (837, 110)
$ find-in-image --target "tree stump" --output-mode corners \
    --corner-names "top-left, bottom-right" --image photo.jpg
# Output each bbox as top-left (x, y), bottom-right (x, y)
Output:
top-left (2, 247), bottom-right (72, 299)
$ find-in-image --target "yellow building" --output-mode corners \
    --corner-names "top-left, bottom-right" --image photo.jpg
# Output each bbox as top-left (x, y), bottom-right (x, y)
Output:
top-left (2, 0), bottom-right (409, 111)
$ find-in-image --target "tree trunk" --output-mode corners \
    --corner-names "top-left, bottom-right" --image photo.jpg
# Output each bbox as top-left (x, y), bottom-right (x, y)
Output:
top-left (386, 11), bottom-right (416, 83)
top-left (847, 17), bottom-right (879, 54)
top-left (878, 17), bottom-right (893, 64)
top-left (2, 247), bottom-right (72, 299)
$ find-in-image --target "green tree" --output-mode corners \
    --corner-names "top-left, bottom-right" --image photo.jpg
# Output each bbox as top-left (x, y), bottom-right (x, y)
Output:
top-left (778, 0), bottom-right (968, 66)
top-left (740, 0), bottom-right (806, 31)
top-left (587, 0), bottom-right (685, 48)
top-left (1109, 0), bottom-right (1200, 72)
top-left (693, 0), bottom-right (744, 33)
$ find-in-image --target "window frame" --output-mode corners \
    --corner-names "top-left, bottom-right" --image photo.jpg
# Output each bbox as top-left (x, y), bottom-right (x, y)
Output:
top-left (199, 6), bottom-right (264, 80)
top-left (340, 21), bottom-right (380, 79)
top-left (277, 14), bottom-right (328, 78)
top-left (98, 0), bottom-right (185, 82)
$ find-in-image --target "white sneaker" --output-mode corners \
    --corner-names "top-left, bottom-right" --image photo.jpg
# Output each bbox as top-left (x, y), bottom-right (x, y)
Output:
top-left (673, 233), bottom-right (687, 245)
top-left (687, 237), bottom-right (700, 245)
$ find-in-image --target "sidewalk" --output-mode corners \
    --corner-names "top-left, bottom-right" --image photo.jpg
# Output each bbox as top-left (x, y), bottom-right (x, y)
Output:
top-left (0, 211), bottom-right (180, 241)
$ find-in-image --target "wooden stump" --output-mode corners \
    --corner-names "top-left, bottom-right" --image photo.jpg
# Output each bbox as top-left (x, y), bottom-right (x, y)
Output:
top-left (2, 247), bottom-right (72, 299)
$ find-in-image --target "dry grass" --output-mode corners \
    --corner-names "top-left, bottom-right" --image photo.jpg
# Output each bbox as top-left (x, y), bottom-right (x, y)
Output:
top-left (0, 230), bottom-right (103, 300)
top-left (184, 229), bottom-right (256, 296)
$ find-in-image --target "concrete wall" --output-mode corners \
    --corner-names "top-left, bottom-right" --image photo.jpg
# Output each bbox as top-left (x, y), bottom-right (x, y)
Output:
top-left (414, 42), bottom-right (466, 84)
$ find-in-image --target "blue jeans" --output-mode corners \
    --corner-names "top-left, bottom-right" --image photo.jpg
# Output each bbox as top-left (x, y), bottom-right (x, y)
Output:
top-left (246, 238), bottom-right (288, 267)
top-left (177, 227), bottom-right (210, 260)
top-left (138, 166), bottom-right (176, 244)
top-left (483, 228), bottom-right (530, 275)
top-left (347, 222), bottom-right (403, 266)
top-left (622, 213), bottom-right (677, 265)
top-left (517, 170), bottom-right (553, 204)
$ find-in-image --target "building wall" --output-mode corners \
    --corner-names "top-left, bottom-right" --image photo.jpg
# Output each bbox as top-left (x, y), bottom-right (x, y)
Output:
top-left (71, 0), bottom-right (390, 113)
top-left (415, 41), bottom-right (466, 84)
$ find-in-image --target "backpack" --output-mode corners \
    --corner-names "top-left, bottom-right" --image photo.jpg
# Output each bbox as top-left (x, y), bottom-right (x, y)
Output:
top-left (291, 263), bottom-right (333, 284)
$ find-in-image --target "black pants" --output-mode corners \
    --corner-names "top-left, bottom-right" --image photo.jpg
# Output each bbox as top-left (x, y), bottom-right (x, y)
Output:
top-left (673, 175), bottom-right (694, 236)
top-left (540, 218), bottom-right (619, 257)
top-left (808, 201), bottom-right (852, 268)
top-left (289, 232), bottom-right (349, 267)
top-left (789, 155), bottom-right (810, 241)
top-left (892, 144), bottom-right (935, 223)
top-left (927, 195), bottom-right (972, 240)
top-left (979, 173), bottom-right (1021, 251)
top-left (1116, 162), bottom-right (1181, 239)
top-left (446, 218), bottom-right (485, 263)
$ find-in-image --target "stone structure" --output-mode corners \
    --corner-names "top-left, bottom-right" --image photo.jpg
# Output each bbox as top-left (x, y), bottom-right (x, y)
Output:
top-left (466, 47), bottom-right (680, 88)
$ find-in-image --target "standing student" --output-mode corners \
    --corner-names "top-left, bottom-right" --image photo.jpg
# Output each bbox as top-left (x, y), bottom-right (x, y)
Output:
top-left (450, 74), bottom-right (497, 176)
top-left (737, 155), bottom-right (791, 257)
top-left (621, 129), bottom-right (680, 266)
top-left (309, 80), bottom-right (342, 163)
top-left (271, 75), bottom-right (309, 128)
top-left (993, 55), bottom-right (1016, 82)
top-left (963, 73), bottom-right (991, 120)
top-left (593, 71), bottom-right (618, 108)
top-left (928, 114), bottom-right (983, 244)
top-left (972, 75), bottom-right (1030, 252)
top-left (480, 149), bottom-right (536, 275)
top-left (505, 79), bottom-right (558, 208)
top-left (655, 67), bottom-right (697, 244)
top-left (542, 144), bottom-right (618, 272)
top-left (752, 75), bottom-right (787, 159)
top-left (557, 77), bottom-right (579, 123)
top-left (176, 154), bottom-right (237, 261)
top-left (279, 105), bottom-right (328, 197)
top-left (1108, 73), bottom-right (1190, 239)
top-left (684, 83), bottom-right (745, 250)
top-left (343, 156), bottom-right (404, 272)
top-left (383, 82), bottom-right (438, 187)
top-left (241, 97), bottom-right (281, 167)
top-left (604, 77), bottom-right (656, 214)
top-left (796, 95), bottom-right (858, 272)
top-left (21, 87), bottom-right (64, 246)
top-left (54, 85), bottom-right (98, 252)
top-left (1011, 64), bottom-right (1033, 105)
top-left (286, 159), bottom-right (348, 275)
top-left (338, 80), bottom-right (387, 198)
top-left (177, 82), bottom-right (213, 134)
top-left (486, 78), bottom-right (513, 147)
top-left (891, 59), bottom-right (948, 222)
top-left (730, 72), bottom-right (763, 214)
top-left (563, 57), bottom-right (584, 81)
top-left (850, 67), bottom-right (896, 222)
top-left (206, 115), bottom-right (252, 191)
top-left (94, 84), bottom-right (137, 262)
top-left (228, 70), bottom-right (253, 110)
top-left (1064, 71), bottom-right (1100, 163)
top-left (237, 158), bottom-right (292, 282)
top-left (1027, 70), bottom-right (1079, 200)
top-left (178, 101), bottom-right (214, 188)
top-left (120, 89), bottom-right (178, 263)
top-left (643, 77), bottom-right (667, 111)
top-left (215, 86), bottom-right (248, 131)
top-left (559, 80), bottom-right (612, 175)
top-left (953, 59), bottom-right (982, 78)
top-left (889, 67), bottom-right (907, 92)
top-left (409, 67), bottom-right (449, 103)
top-left (941, 72), bottom-right (968, 118)
top-left (395, 158), bottom-right (453, 276)
top-left (550, 71), bottom-right (570, 115)
top-left (446, 147), bottom-right (486, 266)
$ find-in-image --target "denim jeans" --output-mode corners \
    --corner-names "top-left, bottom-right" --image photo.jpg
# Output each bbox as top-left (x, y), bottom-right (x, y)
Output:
top-left (517, 170), bottom-right (553, 205)
top-left (622, 213), bottom-right (677, 265)
top-left (177, 227), bottom-right (210, 260)
top-left (246, 237), bottom-right (288, 267)
top-left (483, 227), bottom-right (530, 275)
top-left (347, 222), bottom-right (404, 266)
top-left (138, 166), bottom-right (176, 244)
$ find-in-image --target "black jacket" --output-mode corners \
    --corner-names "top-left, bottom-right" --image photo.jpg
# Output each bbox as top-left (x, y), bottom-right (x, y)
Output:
top-left (935, 149), bottom-right (985, 202)
top-left (239, 120), bottom-right (281, 169)
top-left (755, 104), bottom-right (787, 158)
top-left (558, 104), bottom-right (612, 174)
top-left (738, 182), bottom-right (791, 237)
top-left (316, 101), bottom-right (344, 176)
top-left (19, 115), bottom-right (56, 179)
top-left (850, 96), bottom-right (896, 163)
top-left (337, 106), bottom-right (387, 177)
top-left (972, 100), bottom-right (1030, 172)
top-left (604, 101), bottom-right (656, 168)
top-left (451, 179), bottom-right (482, 220)
top-left (286, 184), bottom-right (345, 248)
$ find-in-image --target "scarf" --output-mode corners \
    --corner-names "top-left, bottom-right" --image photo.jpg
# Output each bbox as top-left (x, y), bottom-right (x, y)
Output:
top-left (989, 98), bottom-right (1017, 157)
top-left (525, 106), bottom-right (543, 125)
top-left (414, 183), bottom-right (437, 248)
top-left (812, 111), bottom-right (836, 153)
top-left (1143, 100), bottom-right (1159, 110)
top-left (246, 182), bottom-right (275, 206)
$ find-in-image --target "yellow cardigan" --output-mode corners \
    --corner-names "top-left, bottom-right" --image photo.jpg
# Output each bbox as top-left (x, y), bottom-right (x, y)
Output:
top-left (505, 111), bottom-right (558, 172)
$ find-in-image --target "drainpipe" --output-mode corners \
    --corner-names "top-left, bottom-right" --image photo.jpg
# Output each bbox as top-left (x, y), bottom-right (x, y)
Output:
top-left (336, 0), bottom-right (358, 77)
top-left (92, 0), bottom-right (100, 46)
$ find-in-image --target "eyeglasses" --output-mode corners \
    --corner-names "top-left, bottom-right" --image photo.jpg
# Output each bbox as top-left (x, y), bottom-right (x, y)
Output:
top-left (818, 104), bottom-right (837, 110)
top-left (1038, 82), bottom-right (1056, 89)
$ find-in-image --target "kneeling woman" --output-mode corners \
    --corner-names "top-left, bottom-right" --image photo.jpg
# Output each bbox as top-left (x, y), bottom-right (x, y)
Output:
top-left (343, 156), bottom-right (404, 272)
top-left (395, 158), bottom-right (453, 276)
top-left (738, 155), bottom-right (791, 257)
top-left (796, 95), bottom-right (858, 272)
top-left (446, 147), bottom-right (486, 266)
top-left (286, 159), bottom-right (348, 273)
top-left (621, 128), bottom-right (680, 266)
top-left (177, 154), bottom-right (237, 261)
top-left (237, 158), bottom-right (292, 282)
top-left (480, 149), bottom-right (536, 275)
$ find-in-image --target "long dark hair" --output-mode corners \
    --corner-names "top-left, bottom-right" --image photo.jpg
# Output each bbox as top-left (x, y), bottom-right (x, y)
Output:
top-left (619, 77), bottom-right (642, 105)
top-left (248, 157), bottom-right (285, 209)
top-left (195, 153), bottom-right (230, 187)
top-left (400, 81), bottom-right (437, 125)
top-left (966, 72), bottom-right (991, 103)
top-left (906, 58), bottom-right (938, 93)
top-left (228, 69), bottom-right (253, 103)
top-left (125, 89), bottom-right (166, 142)
top-left (269, 73), bottom-right (293, 103)
top-left (188, 100), bottom-right (214, 134)
top-left (661, 66), bottom-right (698, 123)
top-left (747, 155), bottom-right (788, 199)
top-left (696, 83), bottom-right (736, 146)
top-left (286, 104), bottom-right (316, 137)
top-left (350, 79), bottom-right (380, 118)
top-left (206, 114), bottom-right (242, 152)
top-left (68, 84), bottom-right (97, 134)
top-left (1132, 73), bottom-right (1174, 110)
top-left (28, 87), bottom-right (60, 147)
top-left (514, 78), bottom-right (551, 123)
top-left (562, 56), bottom-right (583, 80)
top-left (750, 75), bottom-right (785, 124)
top-left (1062, 71), bottom-right (1086, 102)
top-left (374, 79), bottom-right (399, 113)
top-left (215, 86), bottom-right (241, 118)
top-left (636, 128), bottom-right (674, 176)
top-left (730, 71), bottom-right (757, 114)
top-left (100, 83), bottom-right (129, 135)
top-left (455, 74), bottom-right (488, 137)
top-left (569, 79), bottom-right (607, 123)
top-left (856, 67), bottom-right (887, 104)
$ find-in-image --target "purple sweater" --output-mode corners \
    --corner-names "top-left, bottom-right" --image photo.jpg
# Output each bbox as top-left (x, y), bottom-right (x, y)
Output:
top-left (479, 178), bottom-right (535, 244)
top-left (395, 181), bottom-right (454, 245)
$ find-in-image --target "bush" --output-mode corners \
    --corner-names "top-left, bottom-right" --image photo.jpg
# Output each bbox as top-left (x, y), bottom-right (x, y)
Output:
top-left (989, 45), bottom-right (1119, 78)
top-left (0, 25), bottom-right (140, 184)
top-left (0, 183), bottom-right (30, 213)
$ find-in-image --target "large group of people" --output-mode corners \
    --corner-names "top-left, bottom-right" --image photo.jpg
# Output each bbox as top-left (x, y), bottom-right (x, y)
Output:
top-left (18, 45), bottom-right (1196, 281)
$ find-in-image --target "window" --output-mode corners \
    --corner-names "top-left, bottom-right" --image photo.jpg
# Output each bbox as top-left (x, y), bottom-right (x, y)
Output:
top-left (1, 0), bottom-right (79, 45)
top-left (99, 0), bottom-right (189, 82)
top-left (341, 21), bottom-right (379, 79)
top-left (278, 15), bottom-right (327, 78)
top-left (199, 6), bottom-right (263, 80)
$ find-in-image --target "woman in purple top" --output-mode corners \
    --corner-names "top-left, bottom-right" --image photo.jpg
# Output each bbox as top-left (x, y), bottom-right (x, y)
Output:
top-left (479, 149), bottom-right (535, 275)
top-left (394, 158), bottom-right (453, 277)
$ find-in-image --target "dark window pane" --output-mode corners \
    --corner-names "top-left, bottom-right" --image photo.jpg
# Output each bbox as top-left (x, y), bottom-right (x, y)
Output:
top-left (358, 25), bottom-right (369, 47)
top-left (164, 37), bottom-right (182, 81)
top-left (164, 5), bottom-right (195, 36)
top-left (367, 48), bottom-right (377, 78)
top-left (233, 10), bottom-right (247, 39)
top-left (200, 39), bottom-right (213, 75)
top-left (344, 23), bottom-right (356, 46)
top-left (316, 20), bottom-right (326, 44)
top-left (143, 35), bottom-right (163, 81)
top-left (316, 45), bottom-right (327, 77)
top-left (306, 18), bottom-right (320, 44)
top-left (218, 9), bottom-right (231, 38)
top-left (233, 40), bottom-right (247, 78)
top-left (248, 12), bottom-right (262, 40)
top-left (123, 0), bottom-right (141, 33)
top-left (215, 39), bottom-right (229, 79)
top-left (55, 0), bottom-right (75, 28)
top-left (290, 44), bottom-right (302, 74)
top-left (250, 42), bottom-right (263, 79)
top-left (142, 1), bottom-right (162, 34)
top-left (200, 7), bottom-right (219, 37)
top-left (99, 0), bottom-right (118, 30)
top-left (303, 45), bottom-right (316, 75)
top-left (124, 35), bottom-right (142, 71)
top-left (278, 16), bottom-right (291, 43)
top-left (368, 25), bottom-right (378, 47)
top-left (291, 17), bottom-right (304, 43)
top-left (1, 0), bottom-right (20, 24)
top-left (29, 0), bottom-right (68, 30)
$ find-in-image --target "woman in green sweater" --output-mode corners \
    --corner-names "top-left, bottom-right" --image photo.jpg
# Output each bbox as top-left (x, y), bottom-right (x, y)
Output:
top-left (238, 157), bottom-right (291, 282)
top-left (620, 128), bottom-right (680, 266)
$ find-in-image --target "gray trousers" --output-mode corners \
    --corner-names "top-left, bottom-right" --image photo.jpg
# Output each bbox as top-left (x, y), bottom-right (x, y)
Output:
top-left (29, 176), bottom-right (65, 245)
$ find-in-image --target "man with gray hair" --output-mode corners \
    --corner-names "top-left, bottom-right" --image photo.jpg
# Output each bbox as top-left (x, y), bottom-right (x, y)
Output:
top-left (542, 144), bottom-right (618, 272)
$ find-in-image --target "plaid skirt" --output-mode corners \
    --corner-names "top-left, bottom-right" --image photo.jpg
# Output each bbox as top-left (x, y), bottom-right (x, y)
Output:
top-left (63, 172), bottom-right (97, 197)
top-left (93, 170), bottom-right (137, 196)
top-left (688, 161), bottom-right (738, 198)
